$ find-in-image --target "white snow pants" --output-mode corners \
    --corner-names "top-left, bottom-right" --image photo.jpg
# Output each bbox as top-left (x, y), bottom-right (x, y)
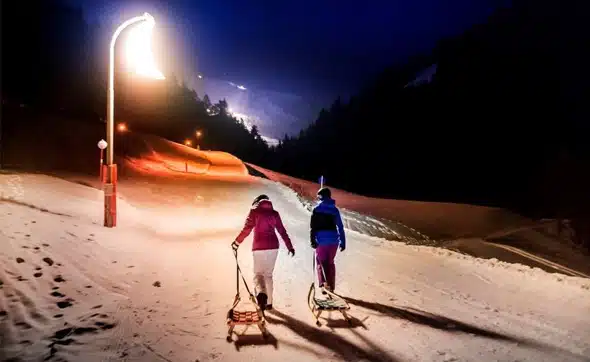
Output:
top-left (252, 249), bottom-right (279, 304)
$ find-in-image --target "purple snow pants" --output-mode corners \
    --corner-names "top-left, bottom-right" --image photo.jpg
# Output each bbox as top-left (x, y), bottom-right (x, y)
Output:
top-left (316, 244), bottom-right (339, 291)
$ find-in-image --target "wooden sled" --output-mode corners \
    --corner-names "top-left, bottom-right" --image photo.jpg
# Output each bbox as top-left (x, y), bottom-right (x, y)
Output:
top-left (308, 254), bottom-right (352, 327)
top-left (226, 250), bottom-right (269, 341)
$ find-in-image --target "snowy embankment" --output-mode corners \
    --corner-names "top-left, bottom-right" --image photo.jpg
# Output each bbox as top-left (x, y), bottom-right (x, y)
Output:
top-left (247, 164), bottom-right (590, 277)
top-left (1, 169), bottom-right (589, 362)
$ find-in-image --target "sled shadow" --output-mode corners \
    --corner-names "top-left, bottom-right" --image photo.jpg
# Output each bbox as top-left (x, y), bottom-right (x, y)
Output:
top-left (231, 332), bottom-right (279, 351)
top-left (265, 310), bottom-right (400, 362)
top-left (322, 314), bottom-right (369, 330)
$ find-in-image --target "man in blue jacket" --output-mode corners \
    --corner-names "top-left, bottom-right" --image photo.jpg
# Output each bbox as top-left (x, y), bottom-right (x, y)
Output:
top-left (310, 187), bottom-right (346, 293)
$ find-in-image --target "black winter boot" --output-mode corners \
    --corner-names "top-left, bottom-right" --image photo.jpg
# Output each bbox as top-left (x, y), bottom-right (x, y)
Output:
top-left (256, 293), bottom-right (268, 311)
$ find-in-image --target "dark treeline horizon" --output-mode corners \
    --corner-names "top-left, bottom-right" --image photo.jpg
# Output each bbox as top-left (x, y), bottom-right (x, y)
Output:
top-left (266, 0), bottom-right (590, 220)
top-left (2, 0), bottom-right (590, 247)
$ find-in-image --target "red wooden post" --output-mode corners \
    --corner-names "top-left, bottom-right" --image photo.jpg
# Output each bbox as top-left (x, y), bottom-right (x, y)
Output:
top-left (103, 164), bottom-right (117, 227)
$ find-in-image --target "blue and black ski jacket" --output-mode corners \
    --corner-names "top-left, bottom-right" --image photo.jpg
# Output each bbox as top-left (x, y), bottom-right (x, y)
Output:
top-left (310, 198), bottom-right (346, 248)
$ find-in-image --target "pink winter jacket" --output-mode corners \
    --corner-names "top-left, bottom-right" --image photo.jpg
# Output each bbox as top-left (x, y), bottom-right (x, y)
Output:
top-left (235, 200), bottom-right (294, 251)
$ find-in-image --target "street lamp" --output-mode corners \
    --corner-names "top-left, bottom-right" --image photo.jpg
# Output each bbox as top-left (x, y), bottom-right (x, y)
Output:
top-left (104, 12), bottom-right (164, 228)
top-left (184, 139), bottom-right (192, 147)
top-left (117, 123), bottom-right (128, 132)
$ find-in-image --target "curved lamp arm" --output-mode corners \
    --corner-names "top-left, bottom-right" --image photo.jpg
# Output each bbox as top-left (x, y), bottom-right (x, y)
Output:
top-left (106, 12), bottom-right (154, 165)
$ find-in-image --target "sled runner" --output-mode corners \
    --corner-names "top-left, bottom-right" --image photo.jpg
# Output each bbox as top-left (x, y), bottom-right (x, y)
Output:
top-left (307, 253), bottom-right (352, 327)
top-left (226, 249), bottom-right (269, 341)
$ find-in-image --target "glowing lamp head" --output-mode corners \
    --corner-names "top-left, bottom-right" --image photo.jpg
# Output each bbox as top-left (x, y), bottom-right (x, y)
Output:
top-left (97, 139), bottom-right (108, 150)
top-left (196, 130), bottom-right (202, 138)
top-left (184, 139), bottom-right (192, 146)
top-left (117, 123), bottom-right (128, 132)
top-left (126, 13), bottom-right (165, 80)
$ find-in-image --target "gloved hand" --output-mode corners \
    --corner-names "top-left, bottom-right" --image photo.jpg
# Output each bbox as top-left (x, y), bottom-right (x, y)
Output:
top-left (339, 244), bottom-right (345, 252)
top-left (231, 241), bottom-right (239, 251)
top-left (310, 240), bottom-right (318, 249)
top-left (288, 249), bottom-right (295, 257)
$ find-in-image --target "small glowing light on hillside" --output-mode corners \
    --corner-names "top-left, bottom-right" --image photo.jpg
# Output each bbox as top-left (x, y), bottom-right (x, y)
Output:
top-left (184, 139), bottom-right (192, 146)
top-left (207, 105), bottom-right (220, 116)
top-left (117, 123), bottom-right (128, 132)
top-left (198, 74), bottom-right (203, 79)
top-left (237, 85), bottom-right (246, 90)
top-left (196, 130), bottom-right (202, 138)
top-left (125, 16), bottom-right (165, 80)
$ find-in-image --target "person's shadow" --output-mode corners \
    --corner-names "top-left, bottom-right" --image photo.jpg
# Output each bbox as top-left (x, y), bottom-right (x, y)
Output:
top-left (343, 296), bottom-right (590, 361)
top-left (265, 309), bottom-right (401, 362)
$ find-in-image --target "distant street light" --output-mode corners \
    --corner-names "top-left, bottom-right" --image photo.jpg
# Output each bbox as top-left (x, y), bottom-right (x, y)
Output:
top-left (117, 123), bottom-right (128, 132)
top-left (104, 12), bottom-right (165, 228)
top-left (195, 130), bottom-right (203, 150)
top-left (184, 139), bottom-right (192, 147)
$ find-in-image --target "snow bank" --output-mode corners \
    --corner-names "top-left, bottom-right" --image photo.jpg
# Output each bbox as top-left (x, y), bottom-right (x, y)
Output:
top-left (246, 164), bottom-right (590, 278)
top-left (121, 133), bottom-right (248, 177)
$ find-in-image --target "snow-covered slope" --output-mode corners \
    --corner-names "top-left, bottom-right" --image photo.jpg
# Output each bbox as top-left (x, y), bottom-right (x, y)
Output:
top-left (1, 171), bottom-right (589, 362)
top-left (248, 164), bottom-right (590, 277)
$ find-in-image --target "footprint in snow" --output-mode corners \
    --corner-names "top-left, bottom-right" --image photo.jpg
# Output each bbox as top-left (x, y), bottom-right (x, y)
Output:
top-left (34, 272), bottom-right (42, 278)
top-left (54, 275), bottom-right (66, 283)
top-left (51, 291), bottom-right (66, 298)
top-left (43, 257), bottom-right (54, 266)
top-left (57, 300), bottom-right (74, 309)
top-left (42, 243), bottom-right (49, 247)
top-left (15, 321), bottom-right (32, 330)
top-left (16, 257), bottom-right (25, 263)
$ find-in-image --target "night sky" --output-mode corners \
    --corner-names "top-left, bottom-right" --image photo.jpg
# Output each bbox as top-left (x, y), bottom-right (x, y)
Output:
top-left (69, 0), bottom-right (505, 141)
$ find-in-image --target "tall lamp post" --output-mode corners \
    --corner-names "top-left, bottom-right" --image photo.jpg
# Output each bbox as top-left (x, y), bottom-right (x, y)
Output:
top-left (104, 12), bottom-right (164, 227)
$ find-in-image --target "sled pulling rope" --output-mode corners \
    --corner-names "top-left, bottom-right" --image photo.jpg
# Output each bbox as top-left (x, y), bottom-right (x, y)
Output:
top-left (307, 253), bottom-right (351, 327)
top-left (226, 249), bottom-right (269, 341)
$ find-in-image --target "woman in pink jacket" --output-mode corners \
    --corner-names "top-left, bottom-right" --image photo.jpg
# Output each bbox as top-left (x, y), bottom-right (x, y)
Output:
top-left (232, 194), bottom-right (295, 311)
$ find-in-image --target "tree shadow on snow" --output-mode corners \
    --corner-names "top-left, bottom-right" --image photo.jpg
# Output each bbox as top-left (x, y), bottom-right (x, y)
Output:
top-left (265, 310), bottom-right (400, 362)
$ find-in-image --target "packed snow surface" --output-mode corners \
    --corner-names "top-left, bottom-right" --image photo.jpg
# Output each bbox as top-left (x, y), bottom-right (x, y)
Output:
top-left (1, 169), bottom-right (589, 362)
